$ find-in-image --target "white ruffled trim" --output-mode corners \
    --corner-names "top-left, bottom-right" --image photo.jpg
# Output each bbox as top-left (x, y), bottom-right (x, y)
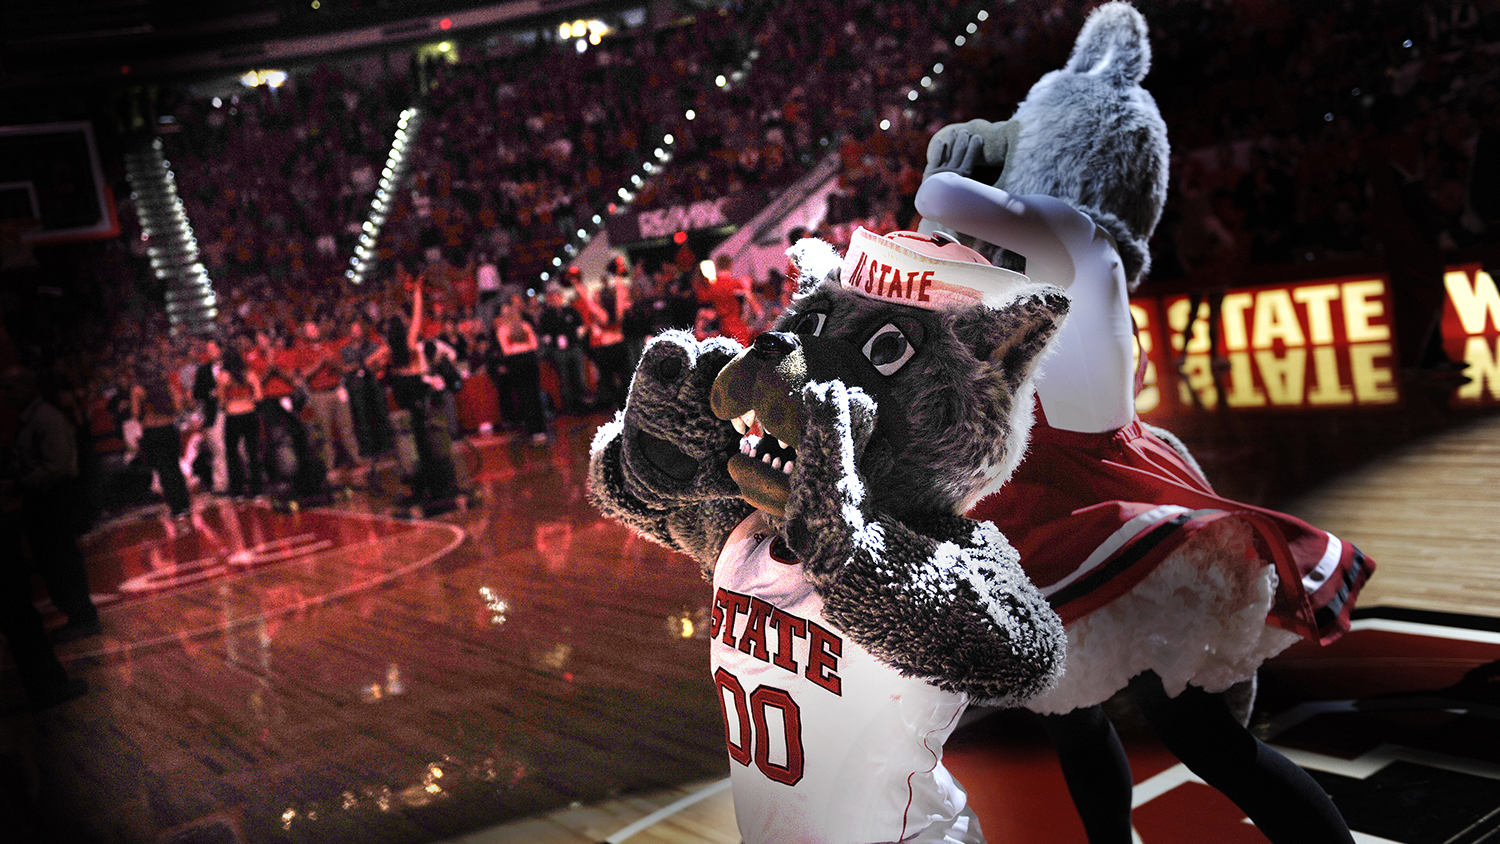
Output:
top-left (1025, 517), bottom-right (1302, 715)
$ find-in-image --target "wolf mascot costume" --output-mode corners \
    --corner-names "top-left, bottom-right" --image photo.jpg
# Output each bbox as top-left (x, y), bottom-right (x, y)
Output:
top-left (589, 223), bottom-right (1074, 839)
top-left (916, 4), bottom-right (1371, 843)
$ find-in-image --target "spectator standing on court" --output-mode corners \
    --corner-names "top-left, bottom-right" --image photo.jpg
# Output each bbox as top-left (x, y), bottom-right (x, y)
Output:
top-left (496, 295), bottom-right (548, 443)
top-left (0, 505), bottom-right (87, 709)
top-left (0, 365), bottom-right (101, 644)
top-left (190, 337), bottom-right (225, 495)
top-left (218, 345), bottom-right (265, 500)
top-left (581, 263), bottom-right (632, 412)
top-left (340, 316), bottom-right (390, 460)
top-left (536, 281), bottom-right (589, 414)
top-left (294, 320), bottom-right (364, 482)
top-left (693, 254), bottom-right (762, 346)
top-left (130, 363), bottom-right (193, 519)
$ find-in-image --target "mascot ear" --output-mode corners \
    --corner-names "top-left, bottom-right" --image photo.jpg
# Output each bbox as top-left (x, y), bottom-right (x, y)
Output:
top-left (786, 237), bottom-right (842, 297)
top-left (956, 286), bottom-right (1070, 384)
top-left (1064, 0), bottom-right (1152, 84)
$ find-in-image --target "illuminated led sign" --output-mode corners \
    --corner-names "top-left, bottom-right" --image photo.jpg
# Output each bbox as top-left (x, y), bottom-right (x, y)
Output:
top-left (1130, 276), bottom-right (1399, 415)
top-left (1441, 264), bottom-right (1500, 405)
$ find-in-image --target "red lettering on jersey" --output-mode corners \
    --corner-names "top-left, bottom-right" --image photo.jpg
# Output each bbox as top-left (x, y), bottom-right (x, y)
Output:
top-left (739, 597), bottom-right (774, 661)
top-left (715, 668), bottom-right (753, 766)
top-left (767, 608), bottom-right (807, 673)
top-left (917, 270), bottom-right (934, 302)
top-left (806, 621), bottom-right (843, 696)
top-left (715, 587), bottom-right (841, 696)
top-left (877, 263), bottom-right (893, 297)
top-left (715, 589), bottom-right (752, 648)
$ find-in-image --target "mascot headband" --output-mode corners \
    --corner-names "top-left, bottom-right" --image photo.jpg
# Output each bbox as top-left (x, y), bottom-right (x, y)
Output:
top-left (840, 227), bottom-right (1030, 310)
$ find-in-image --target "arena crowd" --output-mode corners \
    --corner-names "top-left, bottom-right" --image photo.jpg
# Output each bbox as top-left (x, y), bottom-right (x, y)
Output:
top-left (0, 0), bottom-right (1494, 524)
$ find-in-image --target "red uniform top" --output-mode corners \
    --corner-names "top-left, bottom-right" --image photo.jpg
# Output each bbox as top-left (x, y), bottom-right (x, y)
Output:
top-left (968, 406), bottom-right (1373, 645)
top-left (249, 346), bottom-right (297, 399)
top-left (696, 270), bottom-right (755, 346)
top-left (291, 338), bottom-right (348, 392)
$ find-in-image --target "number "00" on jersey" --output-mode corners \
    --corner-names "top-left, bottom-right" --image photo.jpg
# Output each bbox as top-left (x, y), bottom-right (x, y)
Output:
top-left (714, 668), bottom-right (804, 786)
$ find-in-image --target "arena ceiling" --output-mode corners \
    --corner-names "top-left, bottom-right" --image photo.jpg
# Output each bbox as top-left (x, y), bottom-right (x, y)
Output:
top-left (1, 0), bottom-right (661, 87)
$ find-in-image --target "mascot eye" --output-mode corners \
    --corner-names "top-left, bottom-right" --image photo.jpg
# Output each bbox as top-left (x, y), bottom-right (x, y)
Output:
top-left (862, 324), bottom-right (916, 375)
top-left (790, 311), bottom-right (827, 336)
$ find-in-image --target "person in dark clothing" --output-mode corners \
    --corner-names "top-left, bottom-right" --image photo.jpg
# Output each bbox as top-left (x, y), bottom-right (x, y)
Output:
top-left (340, 317), bottom-right (391, 459)
top-left (0, 365), bottom-right (101, 644)
top-left (190, 337), bottom-right (224, 494)
top-left (495, 294), bottom-right (548, 443)
top-left (383, 278), bottom-right (459, 504)
top-left (130, 364), bottom-right (192, 518)
top-left (535, 283), bottom-right (589, 413)
top-left (0, 508), bottom-right (87, 710)
top-left (218, 346), bottom-right (265, 499)
top-left (581, 263), bottom-right (633, 411)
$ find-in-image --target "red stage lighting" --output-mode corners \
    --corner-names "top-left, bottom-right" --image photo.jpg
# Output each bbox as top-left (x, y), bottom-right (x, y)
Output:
top-left (440, 17), bottom-right (453, 30)
top-left (673, 231), bottom-right (688, 245)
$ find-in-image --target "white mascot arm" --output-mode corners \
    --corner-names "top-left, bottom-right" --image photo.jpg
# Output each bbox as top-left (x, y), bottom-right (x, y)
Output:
top-left (917, 164), bottom-right (1138, 434)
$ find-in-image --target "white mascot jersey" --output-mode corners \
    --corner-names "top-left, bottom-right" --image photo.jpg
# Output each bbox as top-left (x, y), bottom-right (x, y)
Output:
top-left (711, 512), bottom-right (983, 844)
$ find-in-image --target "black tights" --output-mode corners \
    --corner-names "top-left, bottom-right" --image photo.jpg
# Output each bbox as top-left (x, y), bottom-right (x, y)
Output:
top-left (1038, 672), bottom-right (1353, 844)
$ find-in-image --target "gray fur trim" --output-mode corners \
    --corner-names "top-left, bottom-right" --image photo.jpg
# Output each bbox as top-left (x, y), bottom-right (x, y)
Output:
top-left (787, 237), bottom-right (842, 297)
top-left (587, 331), bottom-right (754, 572)
top-left (780, 379), bottom-right (1065, 702)
top-left (1065, 1), bottom-right (1152, 84)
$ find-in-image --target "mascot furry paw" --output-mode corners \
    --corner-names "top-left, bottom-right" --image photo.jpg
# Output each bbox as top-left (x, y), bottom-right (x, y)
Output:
top-left (917, 4), bottom-right (1371, 843)
top-left (589, 230), bottom-right (1070, 843)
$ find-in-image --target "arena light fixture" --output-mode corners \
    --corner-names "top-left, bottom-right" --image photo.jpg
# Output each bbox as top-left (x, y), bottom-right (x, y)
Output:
top-left (125, 138), bottom-right (216, 334)
top-left (348, 107), bottom-right (421, 286)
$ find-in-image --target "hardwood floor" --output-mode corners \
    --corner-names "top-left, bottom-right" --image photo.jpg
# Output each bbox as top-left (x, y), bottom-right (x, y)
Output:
top-left (3, 370), bottom-right (1498, 843)
top-left (1282, 411), bottom-right (1500, 618)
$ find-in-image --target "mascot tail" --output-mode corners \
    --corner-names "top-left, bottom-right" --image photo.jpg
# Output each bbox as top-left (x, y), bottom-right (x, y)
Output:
top-left (1064, 1), bottom-right (1151, 85)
